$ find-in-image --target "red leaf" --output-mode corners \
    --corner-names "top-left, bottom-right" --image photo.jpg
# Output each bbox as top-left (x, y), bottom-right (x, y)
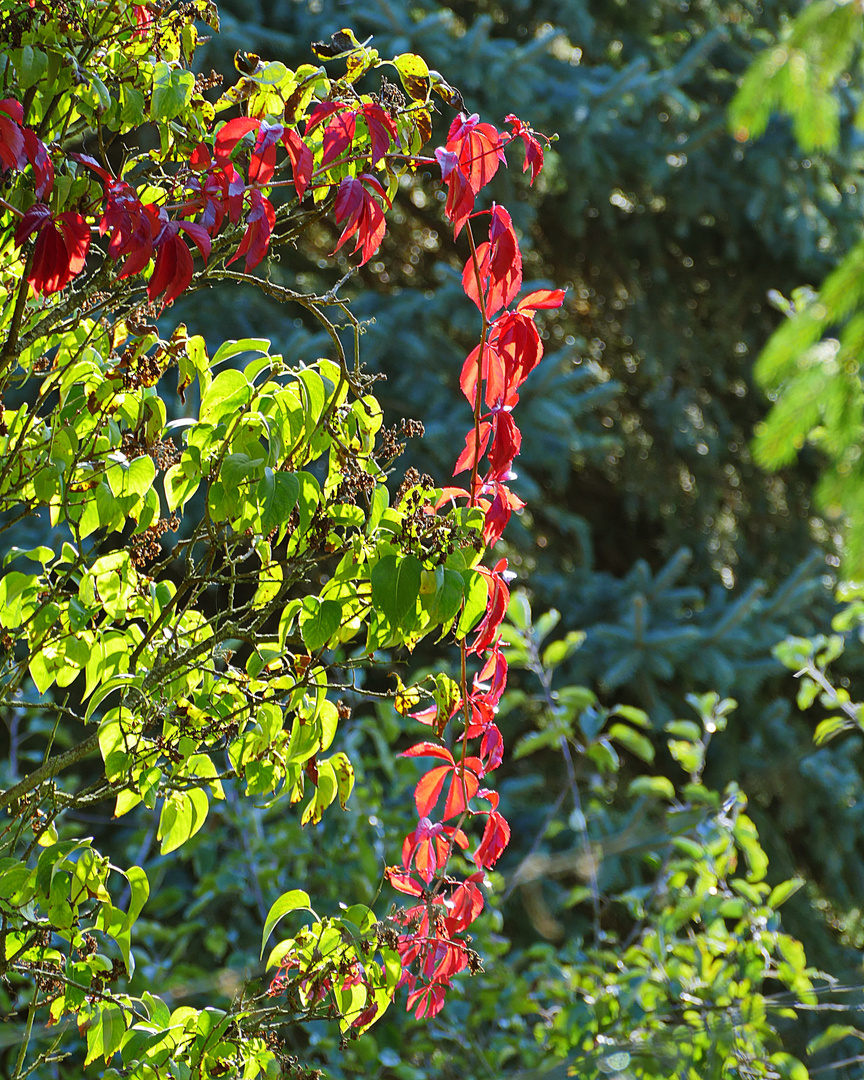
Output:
top-left (504, 113), bottom-right (545, 184)
top-left (189, 142), bottom-right (212, 170)
top-left (469, 564), bottom-right (510, 656)
top-left (283, 128), bottom-right (312, 202)
top-left (0, 100), bottom-right (24, 172)
top-left (482, 482), bottom-right (524, 546)
top-left (14, 201), bottom-right (51, 245)
top-left (249, 120), bottom-right (283, 184)
top-left (15, 205), bottom-right (90, 295)
top-left (460, 342), bottom-right (506, 409)
top-left (385, 867), bottom-right (424, 897)
top-left (434, 487), bottom-right (470, 512)
top-left (214, 117), bottom-right (279, 185)
top-left (350, 1001), bottom-right (379, 1029)
top-left (401, 742), bottom-right (455, 763)
top-left (462, 206), bottom-right (522, 318)
top-left (148, 229), bottom-right (193, 306)
top-left (487, 411), bottom-right (522, 475)
top-left (133, 4), bottom-right (153, 30)
top-left (475, 810), bottom-right (510, 868)
top-left (495, 311), bottom-right (543, 400)
top-left (101, 188), bottom-right (156, 279)
top-left (23, 129), bottom-right (53, 199)
top-left (427, 941), bottom-right (470, 982)
top-left (0, 98), bottom-right (23, 125)
top-left (179, 168), bottom-right (231, 235)
top-left (402, 818), bottom-right (467, 883)
top-left (406, 982), bottom-right (447, 1019)
top-left (360, 103), bottom-right (399, 166)
top-left (305, 101), bottom-right (344, 133)
top-left (214, 117), bottom-right (260, 165)
top-left (177, 220), bottom-right (211, 261)
top-left (452, 422), bottom-right (492, 475)
top-left (444, 876), bottom-right (484, 934)
top-left (446, 113), bottom-right (504, 195)
top-left (70, 152), bottom-right (113, 183)
top-left (414, 766), bottom-right (451, 817)
top-left (517, 288), bottom-right (566, 312)
top-left (480, 723), bottom-right (504, 772)
top-left (227, 189), bottom-right (275, 271)
top-left (442, 763), bottom-right (481, 819)
top-left (333, 175), bottom-right (389, 265)
top-left (477, 642), bottom-right (508, 706)
top-left (436, 149), bottom-right (474, 237)
top-left (320, 109), bottom-right (357, 168)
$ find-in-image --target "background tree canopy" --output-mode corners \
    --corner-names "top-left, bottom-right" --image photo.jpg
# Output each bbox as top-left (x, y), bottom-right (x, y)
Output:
top-left (5, 0), bottom-right (864, 1078)
top-left (191, 0), bottom-right (864, 1074)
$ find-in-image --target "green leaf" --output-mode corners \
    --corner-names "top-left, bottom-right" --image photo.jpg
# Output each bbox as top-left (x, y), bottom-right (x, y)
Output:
top-left (627, 775), bottom-right (675, 800)
top-left (457, 569), bottom-right (488, 638)
top-left (298, 368), bottom-right (326, 430)
top-left (302, 758), bottom-right (337, 825)
top-left (300, 597), bottom-right (342, 652)
top-left (199, 369), bottom-right (252, 426)
top-left (807, 1024), bottom-right (864, 1056)
top-left (814, 715), bottom-right (854, 746)
top-left (120, 85), bottom-right (146, 127)
top-left (28, 650), bottom-right (54, 694)
top-left (371, 554), bottom-right (422, 628)
top-left (151, 62), bottom-right (195, 120)
top-left (220, 452), bottom-right (265, 496)
top-left (260, 889), bottom-right (312, 958)
top-left (667, 738), bottom-right (703, 777)
top-left (121, 866), bottom-right (150, 933)
top-left (734, 813), bottom-right (769, 883)
top-left (212, 338), bottom-right (271, 365)
top-left (158, 789), bottom-right (209, 855)
top-left (330, 751), bottom-right (355, 808)
top-left (768, 1052), bottom-right (809, 1080)
top-left (15, 45), bottom-right (48, 89)
top-left (367, 483), bottom-right (389, 534)
top-left (259, 469), bottom-right (300, 535)
top-left (429, 567), bottom-right (464, 626)
top-left (393, 52), bottom-right (430, 102)
top-left (107, 454), bottom-right (156, 499)
top-left (542, 630), bottom-right (586, 668)
top-left (665, 720), bottom-right (702, 740)
top-left (768, 877), bottom-right (804, 909)
top-left (85, 673), bottom-right (143, 723)
top-left (610, 704), bottom-right (650, 729)
top-left (608, 723), bottom-right (655, 764)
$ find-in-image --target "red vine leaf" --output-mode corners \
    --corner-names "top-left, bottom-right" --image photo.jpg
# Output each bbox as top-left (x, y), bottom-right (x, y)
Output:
top-left (504, 113), bottom-right (545, 185)
top-left (359, 102), bottom-right (399, 166)
top-left (15, 204), bottom-right (90, 295)
top-left (228, 188), bottom-right (275, 271)
top-left (283, 129), bottom-right (313, 202)
top-left (333, 174), bottom-right (389, 265)
top-left (0, 98), bottom-right (25, 172)
top-left (401, 743), bottom-right (482, 819)
top-left (517, 288), bottom-right (566, 312)
top-left (462, 205), bottom-right (522, 318)
top-left (453, 421), bottom-right (492, 475)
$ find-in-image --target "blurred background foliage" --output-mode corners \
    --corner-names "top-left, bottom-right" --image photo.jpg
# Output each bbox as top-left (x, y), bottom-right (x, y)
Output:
top-left (176, 0), bottom-right (864, 1073)
top-left (14, 0), bottom-right (864, 1076)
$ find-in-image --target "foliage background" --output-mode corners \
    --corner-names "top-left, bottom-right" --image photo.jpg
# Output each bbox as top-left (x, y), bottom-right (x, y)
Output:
top-left (7, 0), bottom-right (864, 1077)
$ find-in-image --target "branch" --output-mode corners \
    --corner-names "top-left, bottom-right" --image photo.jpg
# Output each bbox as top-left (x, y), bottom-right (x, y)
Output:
top-left (0, 732), bottom-right (100, 814)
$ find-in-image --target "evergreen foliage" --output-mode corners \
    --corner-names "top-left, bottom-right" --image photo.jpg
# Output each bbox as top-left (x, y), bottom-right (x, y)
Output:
top-left (197, 5), bottom-right (864, 1056)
